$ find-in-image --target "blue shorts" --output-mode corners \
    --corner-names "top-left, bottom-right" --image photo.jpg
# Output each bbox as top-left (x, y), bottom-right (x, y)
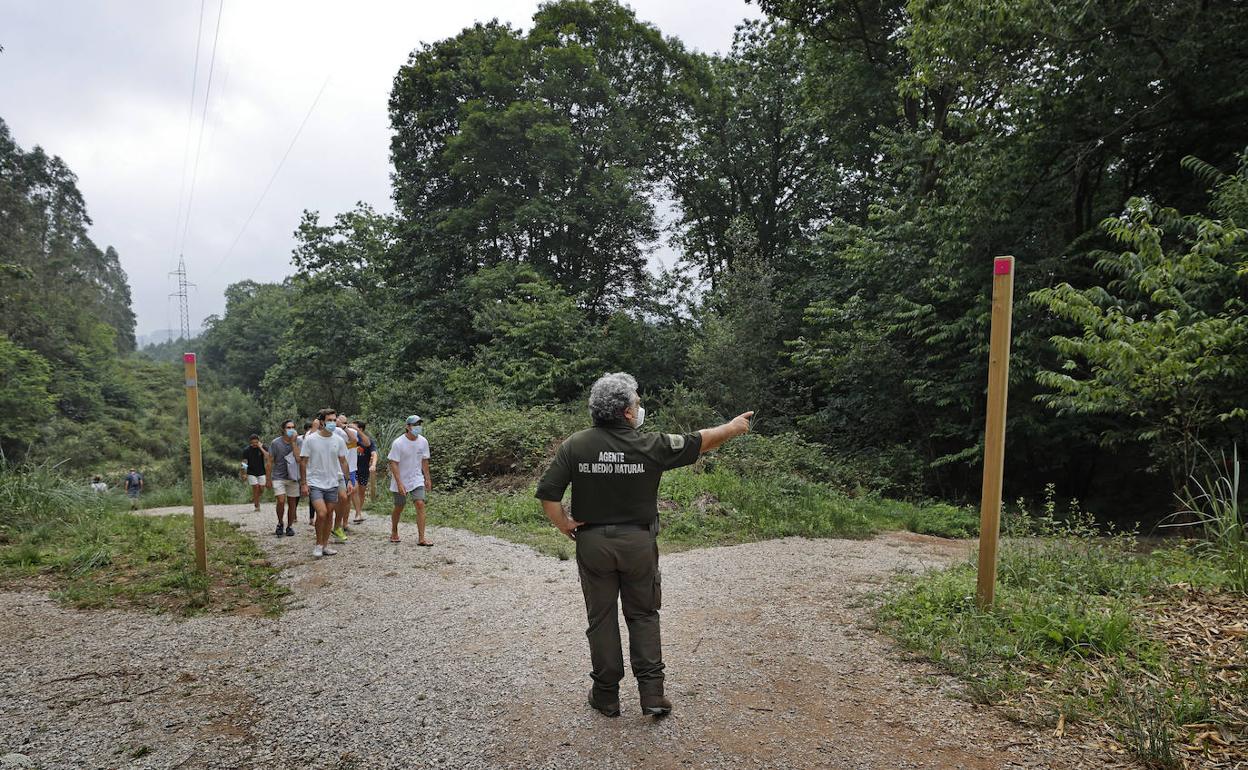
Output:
top-left (308, 486), bottom-right (339, 505)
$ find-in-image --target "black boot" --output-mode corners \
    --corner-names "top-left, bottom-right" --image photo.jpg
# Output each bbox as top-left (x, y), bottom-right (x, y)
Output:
top-left (587, 688), bottom-right (620, 717)
top-left (640, 693), bottom-right (672, 717)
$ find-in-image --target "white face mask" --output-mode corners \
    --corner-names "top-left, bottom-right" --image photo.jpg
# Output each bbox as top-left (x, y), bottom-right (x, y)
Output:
top-left (630, 405), bottom-right (645, 429)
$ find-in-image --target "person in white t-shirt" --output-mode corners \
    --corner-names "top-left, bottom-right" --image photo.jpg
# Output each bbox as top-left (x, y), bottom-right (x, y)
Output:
top-left (388, 414), bottom-right (432, 545)
top-left (308, 408), bottom-right (355, 544)
top-left (299, 410), bottom-right (351, 558)
top-left (334, 413), bottom-right (369, 534)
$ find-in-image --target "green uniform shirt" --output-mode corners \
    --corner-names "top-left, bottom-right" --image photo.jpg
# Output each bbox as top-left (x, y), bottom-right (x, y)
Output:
top-left (535, 420), bottom-right (703, 525)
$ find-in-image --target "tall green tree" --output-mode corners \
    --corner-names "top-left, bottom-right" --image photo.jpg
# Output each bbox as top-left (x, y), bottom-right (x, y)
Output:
top-left (0, 117), bottom-right (138, 438)
top-left (465, 263), bottom-right (599, 404)
top-left (387, 0), bottom-right (694, 354)
top-left (0, 335), bottom-right (56, 460)
top-left (773, 0), bottom-right (1248, 504)
top-left (1032, 159), bottom-right (1248, 493)
top-left (200, 281), bottom-right (296, 394)
top-left (670, 20), bottom-right (882, 282)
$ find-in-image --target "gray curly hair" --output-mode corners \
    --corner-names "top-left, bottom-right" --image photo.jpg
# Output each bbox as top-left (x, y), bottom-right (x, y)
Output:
top-left (588, 372), bottom-right (639, 425)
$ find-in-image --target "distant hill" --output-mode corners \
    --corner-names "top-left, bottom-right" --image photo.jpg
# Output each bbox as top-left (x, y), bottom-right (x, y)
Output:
top-left (137, 329), bottom-right (203, 349)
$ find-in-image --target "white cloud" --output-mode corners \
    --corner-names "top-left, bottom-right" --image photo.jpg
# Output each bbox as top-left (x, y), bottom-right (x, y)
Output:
top-left (0, 0), bottom-right (761, 336)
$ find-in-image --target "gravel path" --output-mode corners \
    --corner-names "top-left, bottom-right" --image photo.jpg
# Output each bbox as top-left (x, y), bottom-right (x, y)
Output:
top-left (1, 504), bottom-right (1119, 769)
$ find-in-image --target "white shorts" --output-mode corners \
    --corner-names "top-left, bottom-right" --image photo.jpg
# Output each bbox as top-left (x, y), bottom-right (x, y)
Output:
top-left (271, 478), bottom-right (300, 497)
top-left (247, 475), bottom-right (267, 486)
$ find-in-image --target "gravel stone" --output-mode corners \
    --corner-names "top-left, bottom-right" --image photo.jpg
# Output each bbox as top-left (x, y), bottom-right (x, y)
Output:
top-left (0, 505), bottom-right (1129, 769)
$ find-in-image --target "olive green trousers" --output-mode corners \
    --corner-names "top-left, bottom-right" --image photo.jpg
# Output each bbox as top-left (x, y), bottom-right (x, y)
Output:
top-left (575, 524), bottom-right (664, 698)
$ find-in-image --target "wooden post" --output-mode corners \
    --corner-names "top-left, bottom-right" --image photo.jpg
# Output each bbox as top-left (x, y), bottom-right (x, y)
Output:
top-left (976, 256), bottom-right (1015, 609)
top-left (184, 353), bottom-right (208, 573)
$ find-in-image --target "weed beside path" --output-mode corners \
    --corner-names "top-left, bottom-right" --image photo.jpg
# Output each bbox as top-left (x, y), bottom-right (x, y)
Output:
top-left (374, 466), bottom-right (977, 558)
top-left (0, 468), bottom-right (286, 616)
top-left (878, 529), bottom-right (1247, 769)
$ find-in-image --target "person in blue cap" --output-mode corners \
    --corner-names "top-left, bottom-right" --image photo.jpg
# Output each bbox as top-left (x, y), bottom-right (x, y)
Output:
top-left (388, 414), bottom-right (433, 545)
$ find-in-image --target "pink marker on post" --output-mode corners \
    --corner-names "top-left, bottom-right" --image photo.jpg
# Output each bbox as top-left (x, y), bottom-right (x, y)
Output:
top-left (994, 257), bottom-right (1012, 275)
top-left (183, 352), bottom-right (196, 363)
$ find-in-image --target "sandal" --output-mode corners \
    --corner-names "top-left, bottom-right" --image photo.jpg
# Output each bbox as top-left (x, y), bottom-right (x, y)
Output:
top-left (389, 535), bottom-right (401, 543)
top-left (417, 541), bottom-right (434, 547)
top-left (352, 517), bottom-right (365, 524)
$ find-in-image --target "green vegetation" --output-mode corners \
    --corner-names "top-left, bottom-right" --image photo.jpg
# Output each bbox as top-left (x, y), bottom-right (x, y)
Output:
top-left (374, 408), bottom-right (969, 557)
top-left (379, 469), bottom-right (914, 559)
top-left (420, 404), bottom-right (585, 486)
top-left (0, 466), bottom-right (287, 616)
top-left (879, 500), bottom-right (1247, 768)
top-left (1, 17), bottom-right (1244, 768)
top-left (5, 1), bottom-right (1246, 527)
top-left (899, 503), bottom-right (979, 539)
top-left (1168, 448), bottom-right (1248, 593)
top-left (136, 477), bottom-right (253, 510)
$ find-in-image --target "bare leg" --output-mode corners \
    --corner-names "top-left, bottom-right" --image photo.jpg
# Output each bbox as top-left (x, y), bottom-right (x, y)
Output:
top-left (275, 495), bottom-right (286, 525)
top-left (287, 498), bottom-right (300, 527)
top-left (335, 490), bottom-right (350, 531)
top-left (314, 499), bottom-right (332, 547)
top-left (352, 484), bottom-right (366, 521)
top-left (390, 501), bottom-right (404, 540)
top-left (251, 484), bottom-right (262, 510)
top-left (416, 499), bottom-right (430, 545)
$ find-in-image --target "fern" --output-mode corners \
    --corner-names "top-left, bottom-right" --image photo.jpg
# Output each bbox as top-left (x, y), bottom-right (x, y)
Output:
top-left (1180, 155), bottom-right (1227, 187)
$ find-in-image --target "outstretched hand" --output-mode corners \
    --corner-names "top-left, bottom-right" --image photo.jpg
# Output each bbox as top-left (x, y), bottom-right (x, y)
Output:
top-left (730, 411), bottom-right (755, 436)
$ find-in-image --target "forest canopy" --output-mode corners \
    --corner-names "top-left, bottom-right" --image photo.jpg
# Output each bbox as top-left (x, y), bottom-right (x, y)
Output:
top-left (4, 0), bottom-right (1247, 522)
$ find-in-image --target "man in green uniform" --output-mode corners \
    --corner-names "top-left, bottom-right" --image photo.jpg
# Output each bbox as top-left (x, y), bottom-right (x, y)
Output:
top-left (537, 372), bottom-right (753, 718)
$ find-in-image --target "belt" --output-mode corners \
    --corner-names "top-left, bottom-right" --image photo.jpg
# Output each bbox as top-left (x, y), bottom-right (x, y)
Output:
top-left (577, 522), bottom-right (651, 532)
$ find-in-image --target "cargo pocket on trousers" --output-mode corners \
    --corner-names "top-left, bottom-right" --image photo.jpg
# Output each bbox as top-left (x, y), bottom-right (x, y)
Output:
top-left (652, 539), bottom-right (662, 610)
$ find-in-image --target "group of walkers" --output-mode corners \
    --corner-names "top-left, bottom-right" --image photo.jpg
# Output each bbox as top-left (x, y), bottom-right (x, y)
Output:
top-left (96, 371), bottom-right (754, 719)
top-left (88, 468), bottom-right (145, 509)
top-left (245, 409), bottom-right (433, 558)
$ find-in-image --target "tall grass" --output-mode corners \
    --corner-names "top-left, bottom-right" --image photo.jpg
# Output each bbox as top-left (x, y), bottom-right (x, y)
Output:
top-left (0, 463), bottom-right (106, 529)
top-left (1164, 445), bottom-right (1247, 592)
top-left (879, 500), bottom-right (1241, 769)
top-left (137, 477), bottom-right (253, 508)
top-left (0, 464), bottom-right (285, 615)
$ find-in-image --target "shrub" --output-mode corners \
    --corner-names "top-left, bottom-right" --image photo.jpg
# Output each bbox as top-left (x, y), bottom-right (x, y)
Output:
top-left (420, 405), bottom-right (585, 486)
top-left (903, 503), bottom-right (979, 539)
top-left (647, 384), bottom-right (718, 435)
top-left (706, 432), bottom-right (833, 483)
top-left (0, 463), bottom-right (104, 529)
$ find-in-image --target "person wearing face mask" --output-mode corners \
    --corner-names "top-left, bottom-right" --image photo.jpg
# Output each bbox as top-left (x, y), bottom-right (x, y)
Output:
top-left (351, 420), bottom-right (375, 523)
top-left (535, 372), bottom-right (753, 719)
top-left (241, 435), bottom-right (269, 512)
top-left (333, 414), bottom-right (366, 537)
top-left (299, 409), bottom-right (352, 558)
top-left (299, 421), bottom-right (315, 525)
top-left (388, 414), bottom-right (432, 545)
top-left (267, 419), bottom-right (302, 537)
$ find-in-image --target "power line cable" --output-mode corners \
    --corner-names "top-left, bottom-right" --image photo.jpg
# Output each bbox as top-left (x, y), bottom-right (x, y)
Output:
top-left (170, 0), bottom-right (208, 270)
top-left (214, 76), bottom-right (331, 271)
top-left (178, 0), bottom-right (226, 259)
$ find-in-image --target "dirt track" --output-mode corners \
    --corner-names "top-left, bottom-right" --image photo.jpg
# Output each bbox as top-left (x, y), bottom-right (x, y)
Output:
top-left (0, 505), bottom-right (1121, 769)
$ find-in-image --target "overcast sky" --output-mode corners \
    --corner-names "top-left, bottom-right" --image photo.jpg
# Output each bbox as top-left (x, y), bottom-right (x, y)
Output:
top-left (1, 0), bottom-right (761, 340)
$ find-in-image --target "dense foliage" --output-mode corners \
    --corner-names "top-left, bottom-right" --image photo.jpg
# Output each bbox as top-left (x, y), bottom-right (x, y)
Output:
top-left (0, 118), bottom-right (137, 461)
top-left (4, 0), bottom-right (1247, 525)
